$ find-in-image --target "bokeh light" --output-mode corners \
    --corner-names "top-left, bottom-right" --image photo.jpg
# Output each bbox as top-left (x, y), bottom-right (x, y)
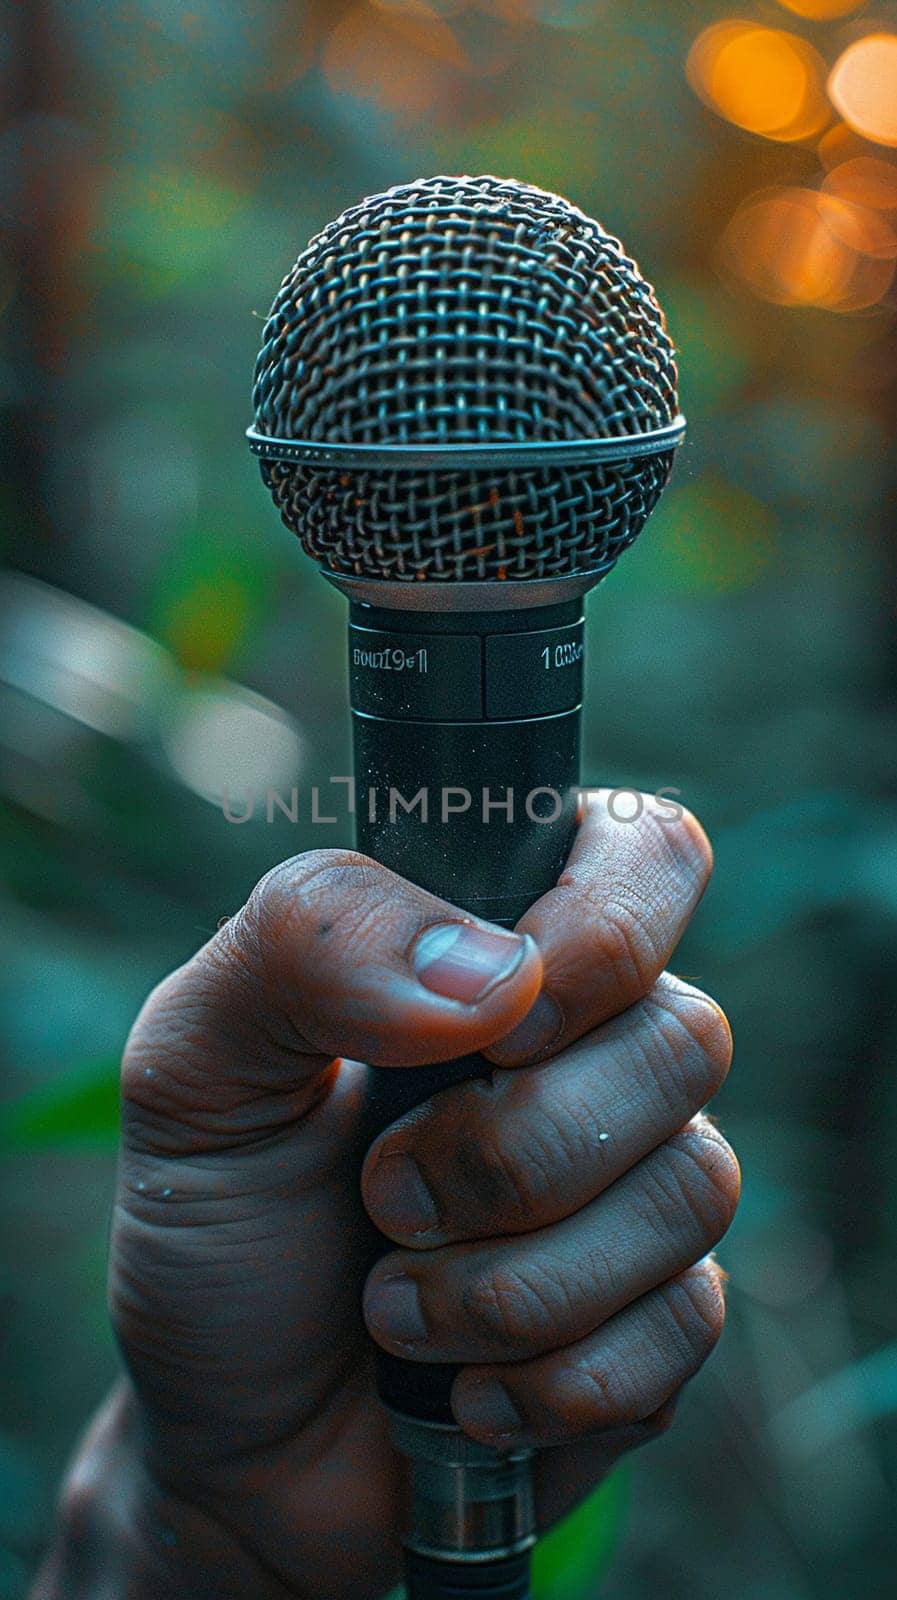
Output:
top-left (687, 22), bottom-right (830, 142)
top-left (162, 681), bottom-right (303, 807)
top-left (823, 156), bottom-right (897, 210)
top-left (149, 534), bottom-right (273, 676)
top-left (828, 34), bottom-right (897, 148)
top-left (774, 0), bottom-right (866, 19)
top-left (325, 2), bottom-right (468, 120)
top-left (817, 189), bottom-right (897, 257)
top-left (0, 575), bottom-right (174, 742)
top-left (818, 121), bottom-right (877, 169)
top-left (720, 185), bottom-right (896, 310)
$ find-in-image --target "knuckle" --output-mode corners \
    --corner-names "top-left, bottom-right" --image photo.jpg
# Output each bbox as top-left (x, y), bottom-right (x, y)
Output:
top-left (597, 897), bottom-right (663, 1000)
top-left (666, 1121), bottom-right (742, 1239)
top-left (454, 1126), bottom-right (544, 1219)
top-left (535, 1101), bottom-right (602, 1197)
top-left (668, 806), bottom-right (714, 888)
top-left (552, 1358), bottom-right (634, 1429)
top-left (641, 982), bottom-right (733, 1112)
top-left (675, 990), bottom-right (733, 1092)
top-left (121, 853), bottom-right (380, 1085)
top-left (226, 848), bottom-right (389, 1015)
top-left (470, 1082), bottom-right (593, 1217)
top-left (462, 1262), bottom-right (557, 1350)
top-left (663, 1266), bottom-right (727, 1361)
top-left (243, 849), bottom-right (382, 955)
top-left (120, 971), bottom-right (213, 1107)
top-left (674, 1260), bottom-right (722, 1350)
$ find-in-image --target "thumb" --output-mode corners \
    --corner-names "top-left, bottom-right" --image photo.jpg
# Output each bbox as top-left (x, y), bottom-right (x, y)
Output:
top-left (122, 849), bottom-right (542, 1150)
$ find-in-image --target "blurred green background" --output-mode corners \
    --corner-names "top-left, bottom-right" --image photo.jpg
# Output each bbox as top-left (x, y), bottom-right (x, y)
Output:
top-left (2, 1), bottom-right (896, 1596)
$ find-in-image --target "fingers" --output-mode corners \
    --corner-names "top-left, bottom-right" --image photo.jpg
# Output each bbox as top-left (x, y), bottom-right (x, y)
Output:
top-left (453, 1260), bottom-right (726, 1449)
top-left (121, 849), bottom-right (542, 1152)
top-left (362, 973), bottom-right (732, 1246)
top-left (484, 795), bottom-right (713, 1067)
top-left (363, 1116), bottom-right (740, 1364)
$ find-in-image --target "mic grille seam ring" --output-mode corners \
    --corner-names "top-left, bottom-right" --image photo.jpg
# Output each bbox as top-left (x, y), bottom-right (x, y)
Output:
top-left (245, 416), bottom-right (686, 469)
top-left (251, 175), bottom-right (683, 584)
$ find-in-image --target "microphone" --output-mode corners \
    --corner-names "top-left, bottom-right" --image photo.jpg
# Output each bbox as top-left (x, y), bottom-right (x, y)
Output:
top-left (248, 174), bottom-right (684, 1600)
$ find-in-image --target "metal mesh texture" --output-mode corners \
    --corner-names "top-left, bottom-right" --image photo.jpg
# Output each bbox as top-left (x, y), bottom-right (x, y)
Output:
top-left (252, 175), bottom-right (679, 583)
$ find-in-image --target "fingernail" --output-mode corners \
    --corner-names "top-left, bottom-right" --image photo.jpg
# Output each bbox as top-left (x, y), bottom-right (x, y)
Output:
top-left (365, 1273), bottom-right (427, 1347)
top-left (412, 923), bottom-right (527, 1004)
top-left (367, 1152), bottom-right (439, 1236)
top-left (487, 991), bottom-right (564, 1064)
top-left (458, 1378), bottom-right (523, 1439)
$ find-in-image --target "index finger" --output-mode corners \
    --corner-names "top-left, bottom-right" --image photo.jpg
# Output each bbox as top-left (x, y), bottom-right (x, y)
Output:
top-left (484, 793), bottom-right (713, 1067)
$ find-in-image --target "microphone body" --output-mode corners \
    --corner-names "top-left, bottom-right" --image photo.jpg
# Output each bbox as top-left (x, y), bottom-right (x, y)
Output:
top-left (348, 590), bottom-right (583, 928)
top-left (346, 582), bottom-right (589, 1596)
top-left (249, 173), bottom-right (685, 1600)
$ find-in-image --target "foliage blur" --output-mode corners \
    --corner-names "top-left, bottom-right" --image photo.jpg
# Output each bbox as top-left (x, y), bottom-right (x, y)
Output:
top-left (1, 1), bottom-right (896, 1596)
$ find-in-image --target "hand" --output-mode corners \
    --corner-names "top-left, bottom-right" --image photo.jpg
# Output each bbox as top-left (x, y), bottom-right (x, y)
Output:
top-left (34, 800), bottom-right (738, 1600)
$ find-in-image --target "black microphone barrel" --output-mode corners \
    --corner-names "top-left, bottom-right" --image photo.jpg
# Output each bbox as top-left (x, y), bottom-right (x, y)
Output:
top-left (349, 595), bottom-right (583, 1596)
top-left (350, 596), bottom-right (583, 929)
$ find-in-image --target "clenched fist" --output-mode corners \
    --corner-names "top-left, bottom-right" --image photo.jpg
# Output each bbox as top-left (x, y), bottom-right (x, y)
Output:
top-left (34, 799), bottom-right (738, 1600)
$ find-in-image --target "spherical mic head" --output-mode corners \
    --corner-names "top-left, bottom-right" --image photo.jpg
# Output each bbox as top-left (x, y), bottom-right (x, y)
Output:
top-left (250, 175), bottom-right (683, 591)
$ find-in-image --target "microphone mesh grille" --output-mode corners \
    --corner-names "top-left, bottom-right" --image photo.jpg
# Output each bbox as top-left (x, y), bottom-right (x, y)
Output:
top-left (252, 175), bottom-right (679, 583)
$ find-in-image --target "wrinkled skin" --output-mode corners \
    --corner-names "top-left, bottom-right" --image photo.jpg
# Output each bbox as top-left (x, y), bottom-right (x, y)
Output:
top-left (33, 799), bottom-right (739, 1600)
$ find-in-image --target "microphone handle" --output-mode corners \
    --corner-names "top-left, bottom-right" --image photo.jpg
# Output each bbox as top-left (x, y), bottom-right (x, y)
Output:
top-left (348, 595), bottom-right (584, 1594)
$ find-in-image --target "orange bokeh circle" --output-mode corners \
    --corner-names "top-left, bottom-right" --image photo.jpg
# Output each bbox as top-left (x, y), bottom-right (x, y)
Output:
top-left (720, 185), bottom-right (895, 310)
top-left (823, 156), bottom-right (897, 211)
top-left (775, 0), bottom-right (866, 20)
top-left (688, 22), bottom-right (830, 142)
top-left (828, 34), bottom-right (897, 148)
